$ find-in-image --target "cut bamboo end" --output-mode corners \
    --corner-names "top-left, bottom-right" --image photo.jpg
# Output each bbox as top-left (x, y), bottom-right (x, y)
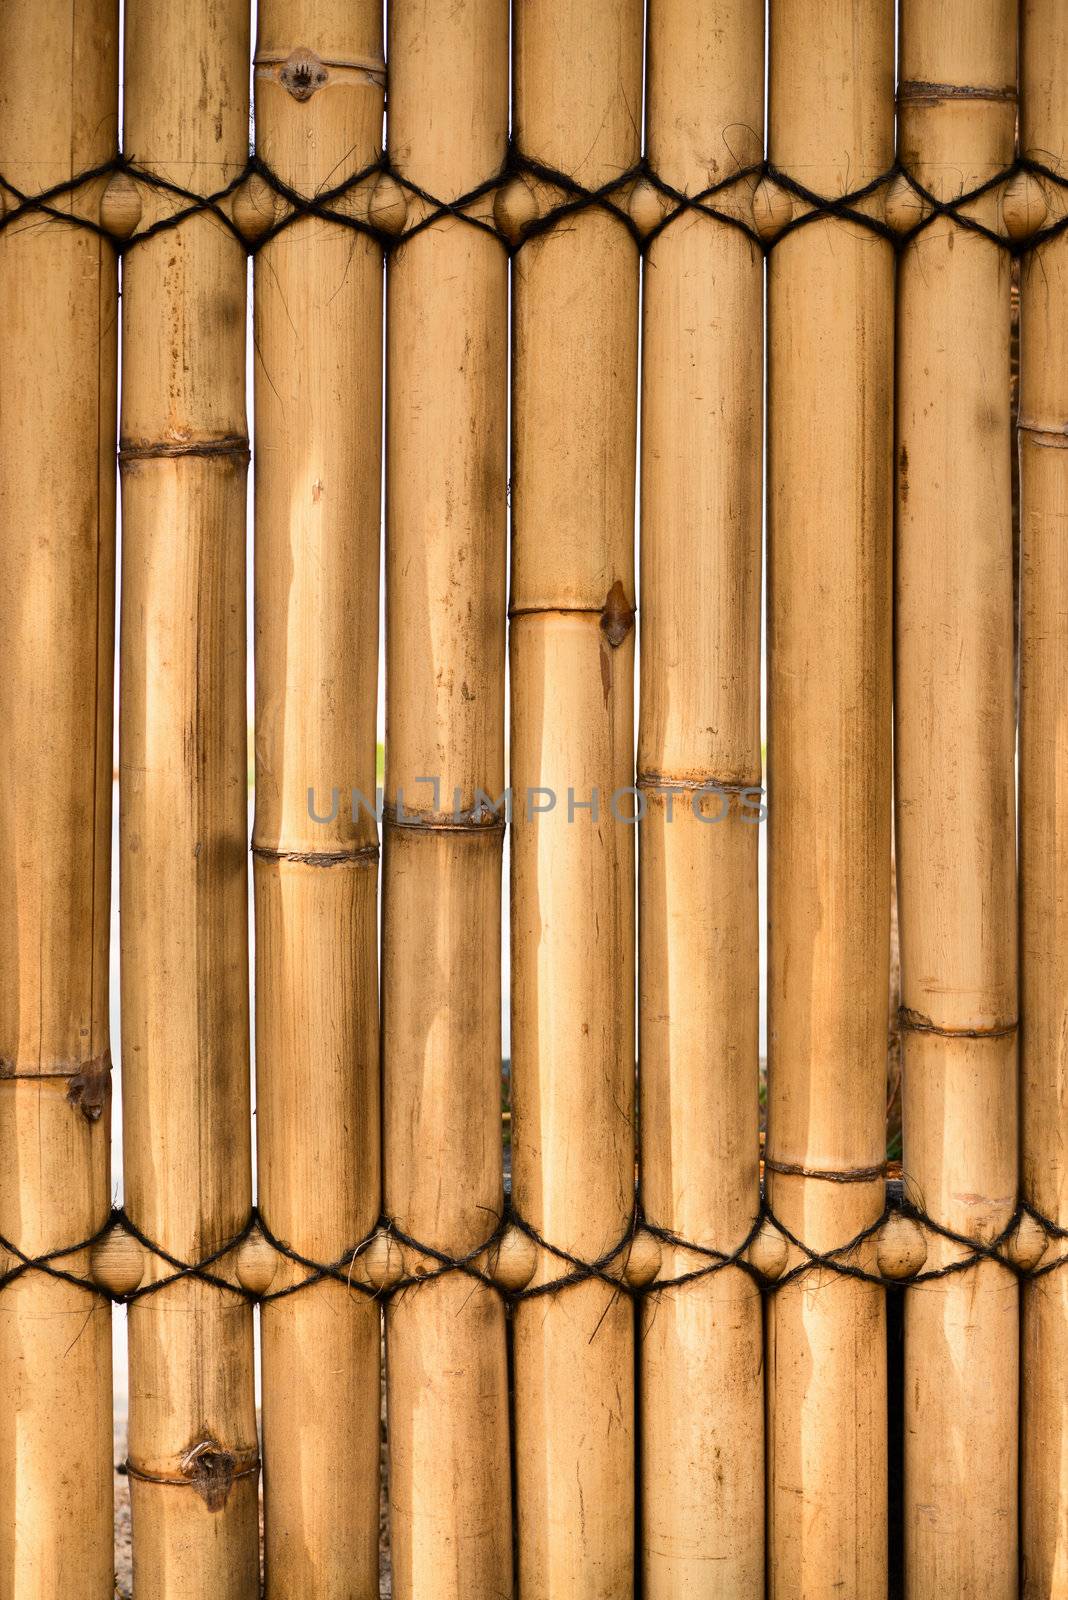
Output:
top-left (493, 175), bottom-right (540, 243)
top-left (368, 172), bottom-right (408, 234)
top-left (1004, 1212), bottom-right (1049, 1272)
top-left (359, 1231), bottom-right (405, 1291)
top-left (234, 1226), bottom-right (278, 1296)
top-left (1002, 168), bottom-right (1049, 240)
top-left (100, 171), bottom-right (143, 239)
top-left (883, 172), bottom-right (928, 234)
top-left (232, 172), bottom-right (279, 244)
top-left (619, 1229), bottom-right (662, 1289)
top-left (875, 1212), bottom-right (927, 1280)
top-left (90, 1224), bottom-right (145, 1296)
top-left (483, 1226), bottom-right (539, 1293)
top-left (751, 177), bottom-right (794, 241)
top-left (626, 177), bottom-right (667, 239)
top-left (747, 1218), bottom-right (789, 1282)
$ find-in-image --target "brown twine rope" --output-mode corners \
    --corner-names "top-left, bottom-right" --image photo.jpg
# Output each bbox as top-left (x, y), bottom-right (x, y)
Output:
top-left (1, 1190), bottom-right (1064, 1309)
top-left (1, 149), bottom-right (1066, 258)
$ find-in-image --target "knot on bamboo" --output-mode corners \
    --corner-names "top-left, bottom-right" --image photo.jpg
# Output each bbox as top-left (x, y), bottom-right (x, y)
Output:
top-left (279, 47), bottom-right (328, 102)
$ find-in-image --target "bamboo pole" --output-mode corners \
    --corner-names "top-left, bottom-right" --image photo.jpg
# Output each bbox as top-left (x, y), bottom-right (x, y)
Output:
top-left (509, 2), bottom-right (642, 1593)
top-left (1017, 3), bottom-right (1068, 1592)
top-left (0, 3), bottom-right (118, 1593)
top-left (765, 3), bottom-right (895, 1595)
top-left (895, 4), bottom-right (1019, 1595)
top-left (119, 6), bottom-right (258, 1594)
top-left (381, 4), bottom-right (511, 1596)
top-left (637, 3), bottom-right (765, 1594)
top-left (249, 5), bottom-right (385, 1595)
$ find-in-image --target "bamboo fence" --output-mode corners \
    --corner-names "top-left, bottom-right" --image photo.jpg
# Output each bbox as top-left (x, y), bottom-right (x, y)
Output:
top-left (1, 2), bottom-right (1067, 1597)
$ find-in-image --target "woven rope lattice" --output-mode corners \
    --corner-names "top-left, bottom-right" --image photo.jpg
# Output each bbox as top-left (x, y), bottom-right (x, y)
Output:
top-left (1, 149), bottom-right (1067, 256)
top-left (2, 1189), bottom-right (1065, 1307)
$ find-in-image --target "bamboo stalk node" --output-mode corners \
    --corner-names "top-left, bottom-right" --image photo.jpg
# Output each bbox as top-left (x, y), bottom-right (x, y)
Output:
top-left (875, 1212), bottom-right (928, 1280)
top-left (751, 177), bottom-right (794, 241)
top-left (368, 173), bottom-right (408, 235)
top-left (1002, 170), bottom-right (1049, 240)
top-left (232, 172), bottom-right (280, 244)
top-left (100, 171), bottom-right (142, 239)
top-left (747, 1218), bottom-right (789, 1281)
top-left (492, 175), bottom-right (539, 244)
top-left (1004, 1212), bottom-right (1049, 1272)
top-left (483, 1226), bottom-right (539, 1292)
top-left (234, 1225), bottom-right (279, 1295)
top-left (89, 1224), bottom-right (145, 1297)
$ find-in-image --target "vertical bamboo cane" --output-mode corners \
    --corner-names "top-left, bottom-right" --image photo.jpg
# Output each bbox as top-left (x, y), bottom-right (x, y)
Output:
top-left (765, 3), bottom-right (895, 1595)
top-left (0, 3), bottom-right (118, 1593)
top-left (382, 4), bottom-right (511, 1596)
top-left (119, 6), bottom-right (258, 1594)
top-left (637, 3), bottom-right (765, 1594)
top-left (1017, 3), bottom-right (1068, 1593)
top-left (250, 5), bottom-right (385, 1595)
top-left (895, 5), bottom-right (1019, 1594)
top-left (509, 2), bottom-right (642, 1593)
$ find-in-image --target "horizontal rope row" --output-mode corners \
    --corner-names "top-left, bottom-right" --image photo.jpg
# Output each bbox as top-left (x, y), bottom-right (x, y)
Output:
top-left (1, 149), bottom-right (1066, 257)
top-left (2, 1189), bottom-right (1065, 1308)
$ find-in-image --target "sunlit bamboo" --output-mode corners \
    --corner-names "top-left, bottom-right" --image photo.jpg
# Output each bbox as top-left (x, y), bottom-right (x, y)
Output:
top-left (119, 3), bottom-right (258, 1593)
top-left (0, 2), bottom-right (118, 1592)
top-left (896, 2), bottom-right (1019, 1593)
top-left (382, 2), bottom-right (512, 1595)
top-left (765, 2), bottom-right (895, 1594)
top-left (250, 3), bottom-right (386, 1594)
top-left (637, 1), bottom-right (765, 1593)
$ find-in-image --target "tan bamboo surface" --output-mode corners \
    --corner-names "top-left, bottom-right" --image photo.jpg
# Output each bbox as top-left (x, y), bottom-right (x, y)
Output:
top-left (119, 4), bottom-right (258, 1594)
top-left (0, 2), bottom-right (118, 1592)
top-left (896, 4), bottom-right (1019, 1594)
top-left (382, 4), bottom-right (511, 1596)
top-left (249, 3), bottom-right (385, 1595)
top-left (765, 2), bottom-right (895, 1595)
top-left (509, 2), bottom-right (642, 1594)
top-left (637, 2), bottom-right (765, 1593)
top-left (1018, 2), bottom-right (1068, 1592)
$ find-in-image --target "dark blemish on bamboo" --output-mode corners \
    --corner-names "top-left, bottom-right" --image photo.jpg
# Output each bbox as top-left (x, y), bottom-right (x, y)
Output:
top-left (600, 580), bottom-right (635, 648)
